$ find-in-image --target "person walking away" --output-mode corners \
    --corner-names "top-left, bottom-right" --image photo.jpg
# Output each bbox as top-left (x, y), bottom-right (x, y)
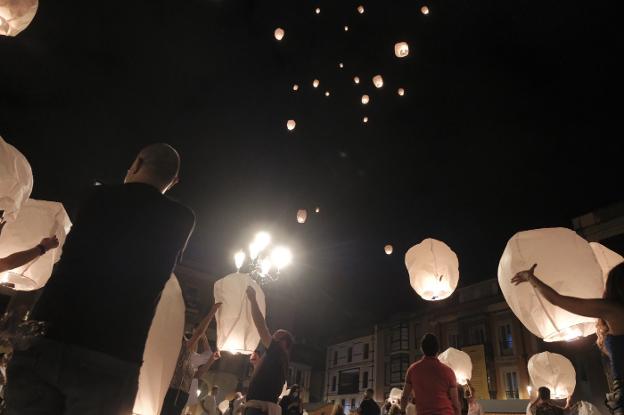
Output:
top-left (359, 389), bottom-right (380, 415)
top-left (512, 263), bottom-right (624, 415)
top-left (244, 286), bottom-right (294, 415)
top-left (4, 143), bottom-right (195, 415)
top-left (400, 333), bottom-right (461, 415)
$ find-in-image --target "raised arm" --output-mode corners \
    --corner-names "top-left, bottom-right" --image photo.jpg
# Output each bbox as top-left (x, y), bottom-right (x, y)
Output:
top-left (187, 302), bottom-right (221, 351)
top-left (0, 237), bottom-right (59, 274)
top-left (246, 286), bottom-right (272, 348)
top-left (512, 264), bottom-right (620, 320)
top-left (195, 350), bottom-right (221, 378)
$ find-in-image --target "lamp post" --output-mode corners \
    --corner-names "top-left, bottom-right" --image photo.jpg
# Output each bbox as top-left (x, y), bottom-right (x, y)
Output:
top-left (233, 232), bottom-right (292, 284)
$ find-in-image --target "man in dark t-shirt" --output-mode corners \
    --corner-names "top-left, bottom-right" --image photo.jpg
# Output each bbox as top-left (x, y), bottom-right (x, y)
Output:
top-left (5, 143), bottom-right (195, 415)
top-left (359, 389), bottom-right (381, 415)
top-left (244, 286), bottom-right (294, 415)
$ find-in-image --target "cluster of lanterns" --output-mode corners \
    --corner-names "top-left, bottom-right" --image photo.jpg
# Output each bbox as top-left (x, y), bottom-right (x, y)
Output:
top-left (232, 231), bottom-right (292, 284)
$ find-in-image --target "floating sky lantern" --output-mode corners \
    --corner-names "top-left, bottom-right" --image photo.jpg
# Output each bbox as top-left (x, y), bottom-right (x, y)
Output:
top-left (398, 88), bottom-right (405, 96)
top-left (405, 238), bottom-right (460, 301)
top-left (0, 136), bottom-right (33, 222)
top-left (313, 79), bottom-right (320, 88)
top-left (421, 6), bottom-right (430, 15)
top-left (384, 245), bottom-right (393, 255)
top-left (373, 75), bottom-right (384, 88)
top-left (498, 228), bottom-right (604, 342)
top-left (354, 76), bottom-right (360, 84)
top-left (297, 209), bottom-right (307, 224)
top-left (287, 120), bottom-right (296, 131)
top-left (344, 25), bottom-right (349, 31)
top-left (315, 207), bottom-right (320, 213)
top-left (0, 198), bottom-right (72, 289)
top-left (214, 273), bottom-right (266, 354)
top-left (361, 94), bottom-right (370, 105)
top-left (315, 7), bottom-right (320, 14)
top-left (438, 348), bottom-right (472, 385)
top-left (325, 91), bottom-right (330, 97)
top-left (339, 63), bottom-right (344, 68)
top-left (357, 5), bottom-right (365, 14)
top-left (0, 0), bottom-right (38, 37)
top-left (362, 116), bottom-right (369, 123)
top-left (528, 352), bottom-right (576, 399)
top-left (292, 84), bottom-right (299, 91)
top-left (590, 242), bottom-right (624, 284)
top-left (394, 42), bottom-right (409, 58)
top-left (133, 274), bottom-right (185, 415)
top-left (274, 28), bottom-right (285, 41)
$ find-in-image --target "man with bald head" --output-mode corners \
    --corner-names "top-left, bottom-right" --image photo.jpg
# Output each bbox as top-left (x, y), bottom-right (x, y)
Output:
top-left (5, 143), bottom-right (195, 415)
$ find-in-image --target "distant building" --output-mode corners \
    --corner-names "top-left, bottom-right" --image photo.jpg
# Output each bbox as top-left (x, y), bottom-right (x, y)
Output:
top-left (573, 201), bottom-right (624, 252)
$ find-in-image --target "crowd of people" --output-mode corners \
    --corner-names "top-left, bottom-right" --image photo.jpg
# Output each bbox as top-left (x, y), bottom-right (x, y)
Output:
top-left (0, 143), bottom-right (623, 415)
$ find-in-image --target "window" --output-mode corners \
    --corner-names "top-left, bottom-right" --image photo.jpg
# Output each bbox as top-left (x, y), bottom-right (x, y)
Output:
top-left (391, 354), bottom-right (410, 384)
top-left (338, 369), bottom-right (360, 394)
top-left (503, 370), bottom-right (519, 399)
top-left (468, 325), bottom-right (486, 345)
top-left (363, 343), bottom-right (370, 360)
top-left (333, 351), bottom-right (338, 366)
top-left (351, 399), bottom-right (356, 409)
top-left (348, 347), bottom-right (353, 363)
top-left (391, 323), bottom-right (409, 352)
top-left (499, 324), bottom-right (513, 356)
top-left (331, 376), bottom-right (337, 392)
top-left (362, 371), bottom-right (369, 389)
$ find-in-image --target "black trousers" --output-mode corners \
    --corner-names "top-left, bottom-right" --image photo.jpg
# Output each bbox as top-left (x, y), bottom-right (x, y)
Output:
top-left (161, 387), bottom-right (190, 415)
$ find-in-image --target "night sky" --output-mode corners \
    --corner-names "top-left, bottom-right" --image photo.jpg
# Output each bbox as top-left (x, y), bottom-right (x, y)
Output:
top-left (1, 0), bottom-right (622, 338)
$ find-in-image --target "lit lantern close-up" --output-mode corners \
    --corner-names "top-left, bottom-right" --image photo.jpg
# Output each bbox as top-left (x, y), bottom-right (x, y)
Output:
top-left (292, 84), bottom-right (299, 91)
top-left (590, 242), bottom-right (623, 284)
top-left (0, 0), bottom-right (38, 37)
top-left (405, 238), bottom-right (460, 301)
top-left (325, 91), bottom-right (330, 97)
top-left (362, 116), bottom-right (368, 124)
top-left (133, 274), bottom-right (185, 415)
top-left (384, 244), bottom-right (393, 255)
top-left (297, 209), bottom-right (307, 224)
top-left (313, 79), bottom-right (320, 88)
top-left (0, 136), bottom-right (33, 222)
top-left (287, 120), bottom-right (296, 131)
top-left (357, 5), bottom-right (365, 14)
top-left (438, 347), bottom-right (472, 385)
top-left (394, 42), bottom-right (409, 58)
top-left (315, 7), bottom-right (320, 14)
top-left (214, 272), bottom-right (266, 354)
top-left (373, 75), bottom-right (384, 88)
top-left (344, 25), bottom-right (349, 31)
top-left (274, 27), bottom-right (285, 41)
top-left (361, 94), bottom-right (370, 105)
top-left (398, 88), bottom-right (405, 96)
top-left (528, 352), bottom-right (576, 399)
top-left (0, 198), bottom-right (72, 290)
top-left (498, 228), bottom-right (605, 342)
top-left (421, 6), bottom-right (430, 15)
top-left (354, 76), bottom-right (360, 84)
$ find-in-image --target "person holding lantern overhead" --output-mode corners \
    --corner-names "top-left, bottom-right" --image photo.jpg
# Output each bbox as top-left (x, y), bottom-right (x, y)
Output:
top-left (4, 143), bottom-right (195, 415)
top-left (512, 262), bottom-right (624, 415)
top-left (0, 218), bottom-right (59, 275)
top-left (244, 285), bottom-right (294, 415)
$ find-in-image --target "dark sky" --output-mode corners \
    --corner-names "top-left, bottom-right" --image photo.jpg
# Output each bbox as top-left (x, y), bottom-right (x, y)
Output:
top-left (1, 0), bottom-right (622, 338)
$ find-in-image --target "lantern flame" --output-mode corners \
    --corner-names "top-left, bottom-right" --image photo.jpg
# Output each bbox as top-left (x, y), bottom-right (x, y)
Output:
top-left (271, 246), bottom-right (292, 271)
top-left (234, 251), bottom-right (246, 271)
top-left (260, 258), bottom-right (273, 275)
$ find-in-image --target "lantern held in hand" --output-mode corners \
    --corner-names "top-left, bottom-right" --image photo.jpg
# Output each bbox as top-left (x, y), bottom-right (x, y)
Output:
top-left (0, 0), bottom-right (38, 37)
top-left (0, 136), bottom-right (33, 222)
top-left (528, 352), bottom-right (576, 399)
top-left (438, 347), bottom-right (472, 385)
top-left (214, 273), bottom-right (266, 354)
top-left (498, 228), bottom-right (604, 342)
top-left (405, 238), bottom-right (459, 301)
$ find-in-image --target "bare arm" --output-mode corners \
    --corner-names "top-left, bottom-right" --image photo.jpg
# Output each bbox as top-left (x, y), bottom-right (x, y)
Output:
top-left (0, 237), bottom-right (59, 274)
top-left (195, 351), bottom-right (221, 378)
top-left (400, 378), bottom-right (413, 412)
top-left (246, 286), bottom-right (272, 348)
top-left (187, 302), bottom-right (221, 351)
top-left (512, 264), bottom-right (620, 320)
top-left (448, 387), bottom-right (461, 415)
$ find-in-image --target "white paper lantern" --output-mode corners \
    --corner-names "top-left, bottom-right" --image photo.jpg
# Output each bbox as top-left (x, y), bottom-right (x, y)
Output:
top-left (361, 94), bottom-right (370, 105)
top-left (389, 388), bottom-right (403, 404)
top-left (357, 5), bottom-right (365, 14)
top-left (214, 273), bottom-right (266, 354)
top-left (528, 352), bottom-right (576, 399)
top-left (0, 0), bottom-right (38, 37)
top-left (297, 209), bottom-right (307, 224)
top-left (344, 25), bottom-right (349, 32)
top-left (292, 84), bottom-right (299, 91)
top-left (394, 42), bottom-right (409, 58)
top-left (372, 75), bottom-right (384, 88)
top-left (339, 63), bottom-right (344, 69)
top-left (362, 116), bottom-right (369, 123)
top-left (313, 79), bottom-right (320, 88)
top-left (384, 245), bottom-right (393, 255)
top-left (421, 6), bottom-right (430, 15)
top-left (0, 198), bottom-right (71, 289)
top-left (274, 27), bottom-right (285, 41)
top-left (405, 238), bottom-right (459, 301)
top-left (287, 120), bottom-right (296, 131)
top-left (315, 207), bottom-right (320, 213)
top-left (133, 274), bottom-right (185, 415)
top-left (315, 7), bottom-right (320, 15)
top-left (398, 88), bottom-right (405, 96)
top-left (590, 242), bottom-right (623, 284)
top-left (325, 91), bottom-right (330, 97)
top-left (354, 76), bottom-right (360, 84)
top-left (438, 347), bottom-right (472, 385)
top-left (498, 228), bottom-right (604, 342)
top-left (0, 135), bottom-right (33, 222)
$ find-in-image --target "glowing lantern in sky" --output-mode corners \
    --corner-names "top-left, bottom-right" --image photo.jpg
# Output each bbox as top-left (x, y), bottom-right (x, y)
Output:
top-left (362, 116), bottom-right (369, 123)
top-left (354, 76), bottom-right (360, 84)
top-left (287, 120), bottom-right (296, 131)
top-left (405, 238), bottom-right (459, 301)
top-left (325, 91), bottom-right (330, 97)
top-left (339, 63), bottom-right (344, 68)
top-left (274, 28), bottom-right (285, 41)
top-left (361, 94), bottom-right (370, 105)
top-left (498, 228), bottom-right (604, 342)
top-left (398, 88), bottom-right (405, 96)
top-left (297, 209), bottom-right (307, 224)
top-left (384, 245), bottom-right (393, 255)
top-left (133, 274), bottom-right (185, 415)
top-left (373, 75), bottom-right (384, 88)
top-left (0, 0), bottom-right (38, 37)
top-left (0, 198), bottom-right (72, 289)
top-left (344, 25), bottom-right (349, 31)
top-left (214, 273), bottom-right (266, 354)
top-left (315, 7), bottom-right (320, 14)
top-left (590, 242), bottom-right (623, 284)
top-left (438, 347), bottom-right (472, 385)
top-left (528, 352), bottom-right (576, 399)
top-left (421, 6), bottom-right (430, 15)
top-left (0, 135), bottom-right (33, 222)
top-left (315, 207), bottom-right (320, 213)
top-left (357, 5), bottom-right (365, 14)
top-left (313, 79), bottom-right (320, 88)
top-left (394, 42), bottom-right (409, 58)
top-left (292, 84), bottom-right (299, 91)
